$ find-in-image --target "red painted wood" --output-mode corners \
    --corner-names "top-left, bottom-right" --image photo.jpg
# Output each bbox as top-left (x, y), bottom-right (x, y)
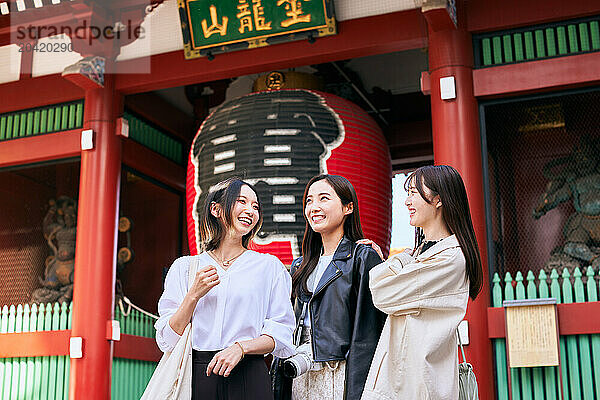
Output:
top-left (19, 45), bottom-right (34, 80)
top-left (487, 302), bottom-right (600, 338)
top-left (0, 330), bottom-right (162, 362)
top-left (426, 25), bottom-right (495, 399)
top-left (70, 74), bottom-right (122, 400)
top-left (473, 52), bottom-right (600, 98)
top-left (0, 129), bottom-right (81, 168)
top-left (0, 76), bottom-right (82, 114)
top-left (115, 10), bottom-right (427, 94)
top-left (122, 138), bottom-right (186, 192)
top-left (114, 334), bottom-right (162, 362)
top-left (467, 0), bottom-right (600, 33)
top-left (0, 330), bottom-right (70, 357)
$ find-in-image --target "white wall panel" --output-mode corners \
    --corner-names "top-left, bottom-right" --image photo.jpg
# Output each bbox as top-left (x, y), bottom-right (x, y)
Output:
top-left (117, 0), bottom-right (183, 61)
top-left (0, 44), bottom-right (21, 84)
top-left (335, 0), bottom-right (420, 21)
top-left (31, 34), bottom-right (82, 77)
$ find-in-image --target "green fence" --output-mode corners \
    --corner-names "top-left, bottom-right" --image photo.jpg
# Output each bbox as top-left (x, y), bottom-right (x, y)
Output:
top-left (492, 267), bottom-right (600, 400)
top-left (0, 303), bottom-right (71, 399)
top-left (124, 111), bottom-right (184, 165)
top-left (0, 101), bottom-right (84, 141)
top-left (0, 302), bottom-right (157, 399)
top-left (112, 304), bottom-right (157, 400)
top-left (474, 16), bottom-right (600, 68)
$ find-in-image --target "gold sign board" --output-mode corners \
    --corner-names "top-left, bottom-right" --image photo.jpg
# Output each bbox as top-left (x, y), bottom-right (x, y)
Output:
top-left (504, 299), bottom-right (559, 368)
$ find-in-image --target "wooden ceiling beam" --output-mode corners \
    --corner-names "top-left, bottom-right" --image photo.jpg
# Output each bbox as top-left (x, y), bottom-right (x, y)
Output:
top-left (115, 10), bottom-right (428, 94)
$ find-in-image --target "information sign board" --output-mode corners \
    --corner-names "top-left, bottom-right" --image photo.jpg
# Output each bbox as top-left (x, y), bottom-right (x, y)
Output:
top-left (504, 299), bottom-right (559, 368)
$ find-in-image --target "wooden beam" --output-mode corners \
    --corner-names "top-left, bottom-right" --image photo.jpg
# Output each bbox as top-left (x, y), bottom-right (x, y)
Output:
top-left (487, 302), bottom-right (600, 338)
top-left (122, 138), bottom-right (186, 192)
top-left (115, 10), bottom-right (428, 94)
top-left (0, 130), bottom-right (81, 168)
top-left (125, 92), bottom-right (195, 144)
top-left (0, 330), bottom-right (70, 357)
top-left (114, 334), bottom-right (161, 362)
top-left (0, 75), bottom-right (83, 114)
top-left (473, 52), bottom-right (600, 98)
top-left (0, 330), bottom-right (161, 361)
top-left (467, 0), bottom-right (600, 33)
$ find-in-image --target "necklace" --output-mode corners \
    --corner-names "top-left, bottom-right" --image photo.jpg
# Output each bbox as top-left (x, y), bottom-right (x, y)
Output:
top-left (209, 249), bottom-right (246, 268)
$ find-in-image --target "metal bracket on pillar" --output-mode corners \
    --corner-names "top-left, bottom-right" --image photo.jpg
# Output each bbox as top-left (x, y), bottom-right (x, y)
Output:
top-left (70, 337), bottom-right (84, 359)
top-left (440, 76), bottom-right (456, 100)
top-left (420, 71), bottom-right (431, 96)
top-left (81, 129), bottom-right (95, 150)
top-left (116, 117), bottom-right (129, 138)
top-left (106, 320), bottom-right (121, 341)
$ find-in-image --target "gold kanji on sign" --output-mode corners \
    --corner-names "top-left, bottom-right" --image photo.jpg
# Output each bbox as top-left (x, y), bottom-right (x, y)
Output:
top-left (277, 0), bottom-right (311, 28)
top-left (237, 0), bottom-right (272, 34)
top-left (252, 0), bottom-right (272, 31)
top-left (201, 5), bottom-right (229, 38)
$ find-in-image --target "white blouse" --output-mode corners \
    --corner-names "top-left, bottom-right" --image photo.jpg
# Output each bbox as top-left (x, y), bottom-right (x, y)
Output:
top-left (155, 251), bottom-right (296, 359)
top-left (303, 253), bottom-right (334, 328)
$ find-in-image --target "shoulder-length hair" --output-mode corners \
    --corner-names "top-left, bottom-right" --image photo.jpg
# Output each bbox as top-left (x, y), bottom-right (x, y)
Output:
top-left (292, 174), bottom-right (364, 298)
top-left (199, 177), bottom-right (263, 251)
top-left (405, 165), bottom-right (483, 300)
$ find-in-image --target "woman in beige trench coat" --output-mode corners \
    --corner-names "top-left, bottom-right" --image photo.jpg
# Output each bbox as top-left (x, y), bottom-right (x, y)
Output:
top-left (361, 165), bottom-right (484, 400)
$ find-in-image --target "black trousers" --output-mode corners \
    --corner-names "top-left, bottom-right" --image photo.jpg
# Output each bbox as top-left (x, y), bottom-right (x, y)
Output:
top-left (192, 350), bottom-right (273, 400)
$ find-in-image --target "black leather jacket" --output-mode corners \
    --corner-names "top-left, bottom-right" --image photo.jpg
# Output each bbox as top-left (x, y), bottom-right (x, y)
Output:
top-left (290, 237), bottom-right (386, 400)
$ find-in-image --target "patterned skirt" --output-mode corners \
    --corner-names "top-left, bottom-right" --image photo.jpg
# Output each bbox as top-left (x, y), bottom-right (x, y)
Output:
top-left (291, 330), bottom-right (346, 400)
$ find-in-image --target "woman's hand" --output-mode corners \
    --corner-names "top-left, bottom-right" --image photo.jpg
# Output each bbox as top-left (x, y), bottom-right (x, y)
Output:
top-left (356, 239), bottom-right (384, 260)
top-left (206, 343), bottom-right (244, 377)
top-left (167, 264), bottom-right (221, 336)
top-left (188, 265), bottom-right (220, 301)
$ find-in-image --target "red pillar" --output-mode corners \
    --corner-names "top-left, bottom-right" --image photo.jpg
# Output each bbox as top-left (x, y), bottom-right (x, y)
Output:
top-left (70, 73), bottom-right (122, 400)
top-left (426, 27), bottom-right (496, 399)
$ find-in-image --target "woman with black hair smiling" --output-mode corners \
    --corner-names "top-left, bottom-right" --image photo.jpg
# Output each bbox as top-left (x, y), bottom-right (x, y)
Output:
top-left (287, 174), bottom-right (386, 400)
top-left (154, 177), bottom-right (296, 399)
top-left (362, 165), bottom-right (483, 400)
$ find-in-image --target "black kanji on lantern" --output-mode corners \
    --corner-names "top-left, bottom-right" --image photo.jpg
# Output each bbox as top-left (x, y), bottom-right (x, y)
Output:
top-left (191, 90), bottom-right (344, 252)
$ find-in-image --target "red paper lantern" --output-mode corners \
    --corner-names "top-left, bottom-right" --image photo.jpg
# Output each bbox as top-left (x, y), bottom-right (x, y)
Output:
top-left (187, 89), bottom-right (391, 264)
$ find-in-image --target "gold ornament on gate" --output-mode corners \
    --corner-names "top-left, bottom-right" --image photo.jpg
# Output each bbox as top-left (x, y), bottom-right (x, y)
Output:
top-left (255, 71), bottom-right (324, 92)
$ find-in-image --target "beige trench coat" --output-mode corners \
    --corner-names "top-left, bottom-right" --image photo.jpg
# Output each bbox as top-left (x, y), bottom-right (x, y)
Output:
top-left (361, 235), bottom-right (469, 400)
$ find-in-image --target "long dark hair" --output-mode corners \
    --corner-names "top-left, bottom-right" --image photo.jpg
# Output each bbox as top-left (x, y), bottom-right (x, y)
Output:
top-left (199, 177), bottom-right (263, 251)
top-left (292, 175), bottom-right (364, 298)
top-left (405, 165), bottom-right (483, 300)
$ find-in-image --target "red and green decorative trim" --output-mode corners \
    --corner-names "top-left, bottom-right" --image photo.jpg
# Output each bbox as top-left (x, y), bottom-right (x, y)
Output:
top-left (474, 15), bottom-right (600, 68)
top-left (0, 101), bottom-right (84, 141)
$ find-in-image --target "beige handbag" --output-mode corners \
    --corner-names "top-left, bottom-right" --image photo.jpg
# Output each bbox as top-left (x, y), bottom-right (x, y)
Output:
top-left (141, 258), bottom-right (198, 400)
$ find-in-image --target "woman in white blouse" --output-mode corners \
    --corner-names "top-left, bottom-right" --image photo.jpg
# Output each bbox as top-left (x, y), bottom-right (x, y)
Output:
top-left (155, 177), bottom-right (296, 399)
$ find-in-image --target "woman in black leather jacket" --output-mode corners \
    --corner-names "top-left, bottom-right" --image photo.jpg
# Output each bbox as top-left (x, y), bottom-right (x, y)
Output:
top-left (288, 174), bottom-right (386, 400)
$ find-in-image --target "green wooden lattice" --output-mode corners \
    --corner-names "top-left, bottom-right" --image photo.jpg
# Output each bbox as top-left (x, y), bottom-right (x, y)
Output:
top-left (0, 302), bottom-right (157, 399)
top-left (492, 266), bottom-right (600, 399)
top-left (0, 101), bottom-right (84, 142)
top-left (124, 112), bottom-right (184, 165)
top-left (476, 16), bottom-right (600, 67)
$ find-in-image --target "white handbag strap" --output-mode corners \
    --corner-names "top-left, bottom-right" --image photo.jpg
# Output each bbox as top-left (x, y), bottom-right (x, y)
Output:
top-left (457, 328), bottom-right (467, 364)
